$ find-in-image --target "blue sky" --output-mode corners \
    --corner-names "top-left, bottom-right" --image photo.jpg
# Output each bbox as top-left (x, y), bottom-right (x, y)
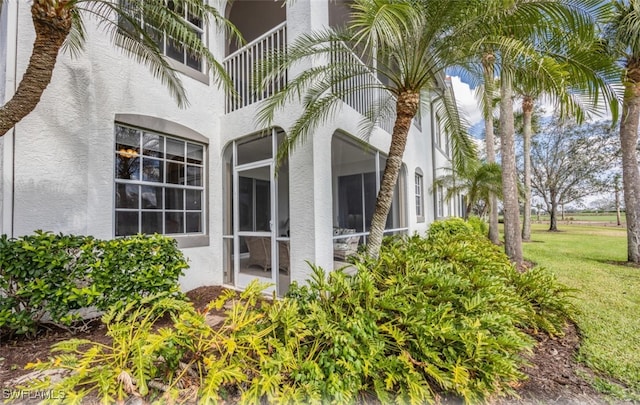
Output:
top-left (449, 76), bottom-right (485, 138)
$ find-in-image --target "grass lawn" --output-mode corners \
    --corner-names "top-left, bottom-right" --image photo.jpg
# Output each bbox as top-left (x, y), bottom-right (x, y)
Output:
top-left (533, 213), bottom-right (621, 223)
top-left (523, 223), bottom-right (640, 398)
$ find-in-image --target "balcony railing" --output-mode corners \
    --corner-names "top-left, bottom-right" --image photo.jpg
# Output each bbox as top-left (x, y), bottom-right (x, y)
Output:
top-left (223, 23), bottom-right (420, 135)
top-left (224, 22), bottom-right (287, 113)
top-left (330, 44), bottom-right (423, 133)
top-left (330, 42), bottom-right (396, 134)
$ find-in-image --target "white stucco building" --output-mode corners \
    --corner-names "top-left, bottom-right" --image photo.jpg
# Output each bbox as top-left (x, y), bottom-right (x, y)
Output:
top-left (0, 1), bottom-right (462, 295)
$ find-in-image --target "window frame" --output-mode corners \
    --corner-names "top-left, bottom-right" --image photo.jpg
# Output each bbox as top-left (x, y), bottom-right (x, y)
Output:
top-left (436, 185), bottom-right (444, 219)
top-left (114, 114), bottom-right (209, 248)
top-left (331, 134), bottom-right (408, 243)
top-left (415, 168), bottom-right (424, 222)
top-left (119, 0), bottom-right (210, 84)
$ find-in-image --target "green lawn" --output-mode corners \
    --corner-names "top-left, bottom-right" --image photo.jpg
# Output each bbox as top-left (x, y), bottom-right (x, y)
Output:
top-left (533, 213), bottom-right (622, 223)
top-left (523, 223), bottom-right (640, 397)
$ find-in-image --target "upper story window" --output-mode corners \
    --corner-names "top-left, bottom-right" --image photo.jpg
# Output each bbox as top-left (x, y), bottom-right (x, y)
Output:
top-left (436, 185), bottom-right (444, 218)
top-left (120, 0), bottom-right (205, 72)
top-left (415, 169), bottom-right (424, 222)
top-left (432, 113), bottom-right (452, 158)
top-left (114, 123), bottom-right (206, 237)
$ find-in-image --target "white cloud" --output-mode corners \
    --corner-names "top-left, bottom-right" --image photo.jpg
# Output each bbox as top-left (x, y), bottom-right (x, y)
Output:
top-left (449, 76), bottom-right (483, 126)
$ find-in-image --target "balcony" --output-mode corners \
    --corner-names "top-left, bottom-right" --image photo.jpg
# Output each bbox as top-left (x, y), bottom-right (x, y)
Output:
top-left (330, 41), bottom-right (396, 133)
top-left (223, 23), bottom-right (413, 134)
top-left (224, 23), bottom-right (287, 113)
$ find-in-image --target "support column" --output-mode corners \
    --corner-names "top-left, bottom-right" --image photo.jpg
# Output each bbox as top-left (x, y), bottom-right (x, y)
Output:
top-left (288, 125), bottom-right (334, 285)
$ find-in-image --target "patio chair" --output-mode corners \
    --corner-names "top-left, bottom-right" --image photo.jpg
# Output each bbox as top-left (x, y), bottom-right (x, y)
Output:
top-left (278, 240), bottom-right (290, 274)
top-left (245, 236), bottom-right (271, 271)
top-left (333, 228), bottom-right (360, 260)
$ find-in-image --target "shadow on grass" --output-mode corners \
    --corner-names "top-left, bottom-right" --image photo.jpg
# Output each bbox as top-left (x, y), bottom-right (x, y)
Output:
top-left (597, 260), bottom-right (640, 269)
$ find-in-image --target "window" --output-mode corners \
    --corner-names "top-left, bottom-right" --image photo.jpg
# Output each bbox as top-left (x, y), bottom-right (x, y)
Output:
top-left (459, 194), bottom-right (467, 218)
top-left (434, 113), bottom-right (450, 157)
top-left (114, 124), bottom-right (205, 237)
top-left (120, 0), bottom-right (205, 72)
top-left (436, 185), bottom-right (444, 218)
top-left (415, 169), bottom-right (424, 221)
top-left (434, 113), bottom-right (442, 149)
top-left (332, 135), bottom-right (407, 239)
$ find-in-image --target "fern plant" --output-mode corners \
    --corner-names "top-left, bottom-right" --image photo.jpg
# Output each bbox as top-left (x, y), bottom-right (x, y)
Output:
top-left (23, 293), bottom-right (194, 404)
top-left (22, 218), bottom-right (576, 404)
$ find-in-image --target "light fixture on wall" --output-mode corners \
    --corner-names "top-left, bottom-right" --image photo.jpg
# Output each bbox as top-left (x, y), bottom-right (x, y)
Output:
top-left (119, 148), bottom-right (139, 158)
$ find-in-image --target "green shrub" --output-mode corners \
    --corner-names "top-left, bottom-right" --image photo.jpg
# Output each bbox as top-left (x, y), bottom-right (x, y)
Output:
top-left (25, 285), bottom-right (268, 404)
top-left (25, 227), bottom-right (575, 404)
top-left (424, 218), bottom-right (575, 335)
top-left (0, 231), bottom-right (187, 336)
top-left (510, 267), bottom-right (577, 335)
top-left (427, 216), bottom-right (478, 239)
top-left (467, 215), bottom-right (489, 236)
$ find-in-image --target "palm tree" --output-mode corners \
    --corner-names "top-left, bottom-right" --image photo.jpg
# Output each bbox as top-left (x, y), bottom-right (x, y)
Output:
top-left (479, 53), bottom-right (502, 245)
top-left (520, 94), bottom-right (535, 241)
top-left (514, 22), bottom-right (619, 242)
top-left (605, 0), bottom-right (640, 263)
top-left (258, 0), bottom-right (478, 257)
top-left (480, 0), bottom-right (618, 264)
top-left (614, 173), bottom-right (623, 226)
top-left (433, 161), bottom-right (503, 220)
top-left (0, 0), bottom-right (238, 137)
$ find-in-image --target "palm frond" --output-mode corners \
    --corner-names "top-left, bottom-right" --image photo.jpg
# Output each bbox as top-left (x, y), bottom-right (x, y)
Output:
top-left (434, 89), bottom-right (478, 172)
top-left (61, 5), bottom-right (87, 58)
top-left (70, 0), bottom-right (237, 106)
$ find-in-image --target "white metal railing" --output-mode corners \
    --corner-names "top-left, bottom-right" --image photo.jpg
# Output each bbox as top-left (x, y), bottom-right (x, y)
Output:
top-left (330, 41), bottom-right (396, 134)
top-left (332, 227), bottom-right (409, 243)
top-left (224, 23), bottom-right (287, 113)
top-left (222, 24), bottom-right (418, 136)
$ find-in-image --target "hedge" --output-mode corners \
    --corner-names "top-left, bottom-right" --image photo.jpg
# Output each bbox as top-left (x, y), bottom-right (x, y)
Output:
top-left (0, 231), bottom-right (187, 336)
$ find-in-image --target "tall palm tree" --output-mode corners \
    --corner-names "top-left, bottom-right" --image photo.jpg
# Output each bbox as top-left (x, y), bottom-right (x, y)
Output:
top-left (480, 53), bottom-right (502, 245)
top-left (258, 0), bottom-right (479, 257)
top-left (477, 0), bottom-right (618, 264)
top-left (513, 20), bottom-right (619, 242)
top-left (0, 0), bottom-right (238, 137)
top-left (499, 70), bottom-right (524, 263)
top-left (605, 0), bottom-right (640, 263)
top-left (433, 161), bottom-right (503, 220)
top-left (520, 94), bottom-right (535, 241)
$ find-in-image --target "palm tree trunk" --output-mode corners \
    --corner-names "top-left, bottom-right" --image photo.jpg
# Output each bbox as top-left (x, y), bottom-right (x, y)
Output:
top-left (499, 75), bottom-right (523, 265)
top-left (482, 53), bottom-right (500, 245)
top-left (521, 95), bottom-right (533, 241)
top-left (620, 63), bottom-right (640, 263)
top-left (0, 1), bottom-right (72, 136)
top-left (615, 175), bottom-right (622, 226)
top-left (465, 201), bottom-right (472, 220)
top-left (366, 90), bottom-right (419, 258)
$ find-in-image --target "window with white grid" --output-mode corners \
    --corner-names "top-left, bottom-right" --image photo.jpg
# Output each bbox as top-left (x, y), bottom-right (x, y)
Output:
top-left (114, 123), bottom-right (205, 236)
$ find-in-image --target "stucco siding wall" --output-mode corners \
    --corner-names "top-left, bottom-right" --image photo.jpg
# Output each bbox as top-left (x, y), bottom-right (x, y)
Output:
top-left (4, 0), bottom-right (452, 290)
top-left (9, 3), bottom-right (227, 288)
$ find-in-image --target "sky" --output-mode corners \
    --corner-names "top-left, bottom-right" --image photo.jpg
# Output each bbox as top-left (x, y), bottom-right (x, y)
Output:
top-left (448, 75), bottom-right (616, 209)
top-left (449, 76), bottom-right (485, 138)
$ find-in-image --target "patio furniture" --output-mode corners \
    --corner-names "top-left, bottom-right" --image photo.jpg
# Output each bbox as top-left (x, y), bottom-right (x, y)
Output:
top-left (245, 236), bottom-right (290, 273)
top-left (333, 228), bottom-right (360, 260)
top-left (278, 240), bottom-right (290, 274)
top-left (246, 236), bottom-right (271, 271)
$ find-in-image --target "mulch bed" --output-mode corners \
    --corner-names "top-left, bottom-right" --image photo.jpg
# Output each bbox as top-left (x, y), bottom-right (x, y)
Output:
top-left (0, 286), bottom-right (630, 404)
top-left (498, 323), bottom-right (614, 404)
